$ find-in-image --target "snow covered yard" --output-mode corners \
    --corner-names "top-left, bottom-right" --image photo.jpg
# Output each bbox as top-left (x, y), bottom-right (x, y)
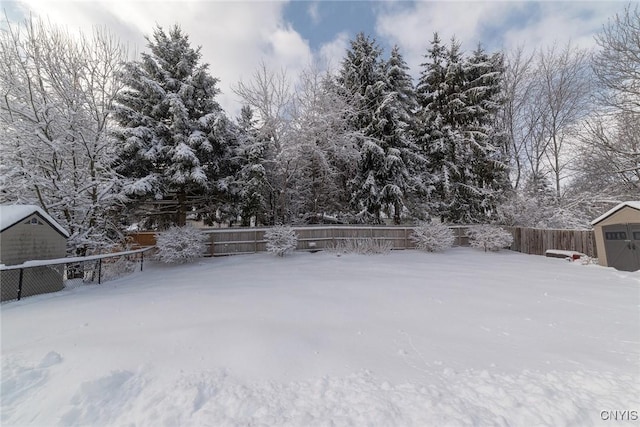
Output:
top-left (1, 248), bottom-right (638, 426)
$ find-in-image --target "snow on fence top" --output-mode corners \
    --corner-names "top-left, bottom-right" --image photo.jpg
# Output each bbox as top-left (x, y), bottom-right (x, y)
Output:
top-left (0, 204), bottom-right (69, 237)
top-left (0, 247), bottom-right (154, 271)
top-left (591, 201), bottom-right (640, 225)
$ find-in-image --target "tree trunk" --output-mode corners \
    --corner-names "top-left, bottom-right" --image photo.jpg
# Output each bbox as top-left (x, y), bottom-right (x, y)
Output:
top-left (177, 190), bottom-right (187, 226)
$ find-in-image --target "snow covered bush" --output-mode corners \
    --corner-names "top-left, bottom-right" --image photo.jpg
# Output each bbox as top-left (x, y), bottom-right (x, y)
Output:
top-left (410, 222), bottom-right (455, 252)
top-left (154, 226), bottom-right (208, 264)
top-left (328, 238), bottom-right (392, 255)
top-left (265, 225), bottom-right (298, 257)
top-left (467, 225), bottom-right (514, 252)
top-left (101, 257), bottom-right (137, 281)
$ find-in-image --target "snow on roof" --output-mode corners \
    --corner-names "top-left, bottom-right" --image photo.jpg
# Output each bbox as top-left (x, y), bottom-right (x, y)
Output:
top-left (591, 201), bottom-right (640, 225)
top-left (0, 205), bottom-right (70, 237)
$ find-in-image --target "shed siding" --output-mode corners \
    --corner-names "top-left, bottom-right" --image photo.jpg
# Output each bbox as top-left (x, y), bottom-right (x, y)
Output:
top-left (593, 206), bottom-right (640, 267)
top-left (0, 213), bottom-right (67, 265)
top-left (594, 206), bottom-right (640, 227)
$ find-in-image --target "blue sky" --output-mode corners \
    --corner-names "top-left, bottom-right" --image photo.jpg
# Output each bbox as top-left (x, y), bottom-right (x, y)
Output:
top-left (283, 1), bottom-right (380, 49)
top-left (3, 1), bottom-right (630, 114)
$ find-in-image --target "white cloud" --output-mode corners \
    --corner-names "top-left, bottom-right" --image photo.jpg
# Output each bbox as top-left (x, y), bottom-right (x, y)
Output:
top-left (10, 0), bottom-right (314, 117)
top-left (376, 1), bottom-right (514, 78)
top-left (307, 1), bottom-right (320, 26)
top-left (267, 24), bottom-right (313, 69)
top-left (375, 0), bottom-right (627, 79)
top-left (318, 31), bottom-right (350, 73)
top-left (500, 2), bottom-right (627, 53)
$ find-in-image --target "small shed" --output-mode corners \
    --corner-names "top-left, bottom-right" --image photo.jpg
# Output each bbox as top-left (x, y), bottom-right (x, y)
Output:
top-left (0, 205), bottom-right (70, 301)
top-left (591, 201), bottom-right (640, 272)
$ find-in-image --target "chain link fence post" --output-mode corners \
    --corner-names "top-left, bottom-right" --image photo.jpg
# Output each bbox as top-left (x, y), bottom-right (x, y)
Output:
top-left (17, 268), bottom-right (24, 301)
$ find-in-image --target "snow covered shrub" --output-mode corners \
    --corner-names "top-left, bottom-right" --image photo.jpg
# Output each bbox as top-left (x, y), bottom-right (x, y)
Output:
top-left (467, 225), bottom-right (514, 252)
top-left (265, 225), bottom-right (298, 257)
top-left (410, 222), bottom-right (455, 252)
top-left (328, 238), bottom-right (392, 255)
top-left (101, 257), bottom-right (137, 281)
top-left (580, 256), bottom-right (599, 266)
top-left (155, 226), bottom-right (208, 264)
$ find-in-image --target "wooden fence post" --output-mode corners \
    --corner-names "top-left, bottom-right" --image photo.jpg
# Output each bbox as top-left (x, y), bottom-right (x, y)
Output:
top-left (210, 233), bottom-right (215, 257)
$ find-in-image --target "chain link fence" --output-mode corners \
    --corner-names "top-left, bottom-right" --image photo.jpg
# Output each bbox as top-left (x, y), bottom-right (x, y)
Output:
top-left (0, 247), bottom-right (154, 302)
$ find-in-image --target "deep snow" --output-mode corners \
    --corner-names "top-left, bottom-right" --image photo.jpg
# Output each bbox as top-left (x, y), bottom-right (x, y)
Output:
top-left (1, 248), bottom-right (638, 426)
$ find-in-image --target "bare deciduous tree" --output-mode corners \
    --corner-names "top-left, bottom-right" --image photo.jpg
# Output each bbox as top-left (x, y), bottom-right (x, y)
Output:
top-left (0, 15), bottom-right (128, 255)
top-left (593, 4), bottom-right (640, 113)
top-left (501, 47), bottom-right (541, 190)
top-left (575, 112), bottom-right (640, 199)
top-left (570, 4), bottom-right (640, 203)
top-left (537, 43), bottom-right (593, 199)
top-left (233, 61), bottom-right (296, 223)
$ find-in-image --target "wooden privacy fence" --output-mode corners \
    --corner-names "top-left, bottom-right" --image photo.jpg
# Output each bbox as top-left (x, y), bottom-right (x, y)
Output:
top-left (130, 226), bottom-right (472, 256)
top-left (129, 225), bottom-right (596, 258)
top-left (207, 226), bottom-right (472, 256)
top-left (506, 227), bottom-right (597, 258)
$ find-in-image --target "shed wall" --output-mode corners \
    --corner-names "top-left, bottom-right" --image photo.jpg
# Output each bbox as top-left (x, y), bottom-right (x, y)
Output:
top-left (0, 213), bottom-right (67, 265)
top-left (593, 206), bottom-right (640, 267)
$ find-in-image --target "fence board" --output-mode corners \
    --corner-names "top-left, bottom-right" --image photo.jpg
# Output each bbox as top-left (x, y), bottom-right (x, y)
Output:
top-left (505, 227), bottom-right (596, 258)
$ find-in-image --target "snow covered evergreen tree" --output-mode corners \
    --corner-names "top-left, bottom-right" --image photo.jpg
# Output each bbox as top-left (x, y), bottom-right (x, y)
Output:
top-left (338, 34), bottom-right (423, 223)
top-left (337, 33), bottom-right (386, 222)
top-left (380, 46), bottom-right (429, 223)
top-left (113, 25), bottom-right (234, 228)
top-left (416, 34), bottom-right (466, 222)
top-left (234, 105), bottom-right (271, 226)
top-left (460, 45), bottom-right (510, 220)
top-left (417, 34), bottom-right (509, 223)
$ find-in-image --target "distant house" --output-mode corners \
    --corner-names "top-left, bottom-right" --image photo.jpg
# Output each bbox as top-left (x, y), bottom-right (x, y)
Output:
top-left (0, 205), bottom-right (70, 301)
top-left (591, 201), bottom-right (640, 272)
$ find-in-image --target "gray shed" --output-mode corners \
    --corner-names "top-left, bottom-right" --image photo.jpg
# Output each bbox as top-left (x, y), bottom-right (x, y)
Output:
top-left (591, 201), bottom-right (640, 272)
top-left (0, 205), bottom-right (70, 301)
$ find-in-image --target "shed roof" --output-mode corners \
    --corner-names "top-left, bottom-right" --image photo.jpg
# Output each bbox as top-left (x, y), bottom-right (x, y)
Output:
top-left (0, 205), bottom-right (70, 238)
top-left (591, 201), bottom-right (640, 226)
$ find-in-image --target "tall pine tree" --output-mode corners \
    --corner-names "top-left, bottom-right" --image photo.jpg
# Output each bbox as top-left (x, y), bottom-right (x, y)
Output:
top-left (461, 45), bottom-right (510, 221)
top-left (113, 25), bottom-right (234, 227)
top-left (381, 45), bottom-right (429, 222)
top-left (417, 34), bottom-right (508, 223)
top-left (337, 33), bottom-right (386, 222)
top-left (338, 34), bottom-right (422, 223)
top-left (234, 105), bottom-right (271, 226)
top-left (417, 34), bottom-right (464, 222)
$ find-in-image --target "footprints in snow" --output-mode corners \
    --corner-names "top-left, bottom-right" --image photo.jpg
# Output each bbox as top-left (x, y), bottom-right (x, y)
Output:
top-left (1, 351), bottom-right (63, 422)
